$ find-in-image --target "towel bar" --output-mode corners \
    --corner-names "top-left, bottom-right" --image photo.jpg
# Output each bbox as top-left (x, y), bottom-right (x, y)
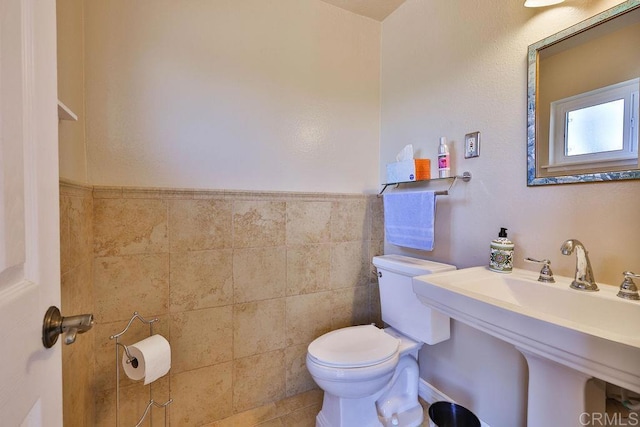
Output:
top-left (378, 172), bottom-right (471, 196)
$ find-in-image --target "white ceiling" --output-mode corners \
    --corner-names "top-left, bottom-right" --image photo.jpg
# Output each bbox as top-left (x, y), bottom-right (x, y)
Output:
top-left (319, 0), bottom-right (406, 21)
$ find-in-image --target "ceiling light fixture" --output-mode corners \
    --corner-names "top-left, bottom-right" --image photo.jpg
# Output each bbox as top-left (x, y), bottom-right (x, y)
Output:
top-left (524, 0), bottom-right (565, 7)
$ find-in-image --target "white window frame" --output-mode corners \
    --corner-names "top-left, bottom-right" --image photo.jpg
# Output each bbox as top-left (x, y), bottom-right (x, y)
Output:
top-left (543, 78), bottom-right (639, 173)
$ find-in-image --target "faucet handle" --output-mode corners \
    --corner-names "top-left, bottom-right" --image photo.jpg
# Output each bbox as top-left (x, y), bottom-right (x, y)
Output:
top-left (524, 257), bottom-right (556, 283)
top-left (617, 271), bottom-right (640, 301)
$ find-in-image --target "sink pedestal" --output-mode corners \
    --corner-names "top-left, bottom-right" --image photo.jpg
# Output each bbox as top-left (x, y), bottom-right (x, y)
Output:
top-left (518, 348), bottom-right (606, 427)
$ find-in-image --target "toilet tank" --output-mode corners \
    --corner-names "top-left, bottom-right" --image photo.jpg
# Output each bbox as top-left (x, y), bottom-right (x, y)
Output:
top-left (372, 255), bottom-right (455, 345)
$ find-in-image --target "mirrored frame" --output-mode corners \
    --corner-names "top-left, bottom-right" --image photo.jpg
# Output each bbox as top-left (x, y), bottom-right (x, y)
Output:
top-left (527, 0), bottom-right (640, 186)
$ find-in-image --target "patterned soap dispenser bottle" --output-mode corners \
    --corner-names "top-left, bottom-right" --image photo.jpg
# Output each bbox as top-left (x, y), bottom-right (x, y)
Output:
top-left (489, 227), bottom-right (514, 273)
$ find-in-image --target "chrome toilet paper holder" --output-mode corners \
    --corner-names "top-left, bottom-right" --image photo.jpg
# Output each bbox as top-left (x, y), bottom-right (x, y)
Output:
top-left (110, 312), bottom-right (172, 427)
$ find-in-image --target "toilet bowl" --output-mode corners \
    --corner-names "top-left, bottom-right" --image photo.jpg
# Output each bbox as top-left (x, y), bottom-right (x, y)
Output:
top-left (306, 255), bottom-right (456, 427)
top-left (307, 325), bottom-right (422, 427)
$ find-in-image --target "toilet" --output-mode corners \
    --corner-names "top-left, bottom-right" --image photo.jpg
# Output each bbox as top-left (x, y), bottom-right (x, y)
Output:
top-left (306, 254), bottom-right (456, 427)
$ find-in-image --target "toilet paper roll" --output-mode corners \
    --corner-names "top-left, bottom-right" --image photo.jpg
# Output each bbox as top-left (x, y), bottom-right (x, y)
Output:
top-left (122, 334), bottom-right (171, 385)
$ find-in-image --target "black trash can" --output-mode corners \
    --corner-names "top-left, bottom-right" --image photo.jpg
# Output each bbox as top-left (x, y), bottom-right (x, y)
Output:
top-left (428, 401), bottom-right (480, 427)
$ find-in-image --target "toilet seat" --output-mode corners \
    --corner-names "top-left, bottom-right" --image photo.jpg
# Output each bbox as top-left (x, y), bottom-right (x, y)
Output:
top-left (308, 325), bottom-right (400, 368)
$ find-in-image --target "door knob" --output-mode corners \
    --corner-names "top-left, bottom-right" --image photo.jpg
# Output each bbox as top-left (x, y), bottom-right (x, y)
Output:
top-left (42, 306), bottom-right (94, 348)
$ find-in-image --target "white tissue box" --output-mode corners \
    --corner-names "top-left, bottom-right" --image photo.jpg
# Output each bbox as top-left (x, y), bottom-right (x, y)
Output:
top-left (386, 159), bottom-right (431, 183)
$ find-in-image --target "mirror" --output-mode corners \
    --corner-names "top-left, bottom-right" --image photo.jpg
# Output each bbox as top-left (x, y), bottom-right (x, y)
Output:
top-left (527, 0), bottom-right (640, 185)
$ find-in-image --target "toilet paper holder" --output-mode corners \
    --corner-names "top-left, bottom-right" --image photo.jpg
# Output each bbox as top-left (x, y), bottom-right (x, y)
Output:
top-left (110, 312), bottom-right (172, 426)
top-left (110, 312), bottom-right (153, 368)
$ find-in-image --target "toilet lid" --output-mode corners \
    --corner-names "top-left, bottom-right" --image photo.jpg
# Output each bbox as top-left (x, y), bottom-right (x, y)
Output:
top-left (308, 325), bottom-right (400, 367)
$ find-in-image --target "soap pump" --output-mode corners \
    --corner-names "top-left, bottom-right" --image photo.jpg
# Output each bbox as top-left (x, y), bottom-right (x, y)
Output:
top-left (489, 227), bottom-right (514, 273)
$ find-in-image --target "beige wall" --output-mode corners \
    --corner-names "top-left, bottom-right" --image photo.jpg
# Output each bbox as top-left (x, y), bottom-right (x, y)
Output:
top-left (59, 182), bottom-right (94, 426)
top-left (83, 0), bottom-right (381, 193)
top-left (61, 182), bottom-right (375, 426)
top-left (90, 186), bottom-right (383, 426)
top-left (381, 0), bottom-right (640, 425)
top-left (57, 0), bottom-right (88, 183)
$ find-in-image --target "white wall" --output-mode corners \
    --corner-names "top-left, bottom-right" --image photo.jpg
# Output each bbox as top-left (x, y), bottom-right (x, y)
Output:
top-left (381, 1), bottom-right (640, 425)
top-left (84, 0), bottom-right (381, 193)
top-left (57, 0), bottom-right (88, 183)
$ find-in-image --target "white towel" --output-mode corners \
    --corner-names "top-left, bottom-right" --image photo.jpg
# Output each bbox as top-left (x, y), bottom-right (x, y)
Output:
top-left (383, 191), bottom-right (436, 251)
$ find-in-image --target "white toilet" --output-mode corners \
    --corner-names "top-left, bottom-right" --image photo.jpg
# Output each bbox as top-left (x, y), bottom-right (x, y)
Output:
top-left (306, 254), bottom-right (456, 427)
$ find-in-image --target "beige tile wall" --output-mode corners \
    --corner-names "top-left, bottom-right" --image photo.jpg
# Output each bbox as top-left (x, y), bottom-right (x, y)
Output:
top-left (90, 186), bottom-right (384, 426)
top-left (60, 181), bottom-right (95, 427)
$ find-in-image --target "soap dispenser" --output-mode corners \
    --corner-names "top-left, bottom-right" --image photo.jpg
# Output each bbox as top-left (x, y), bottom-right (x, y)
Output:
top-left (489, 228), bottom-right (514, 273)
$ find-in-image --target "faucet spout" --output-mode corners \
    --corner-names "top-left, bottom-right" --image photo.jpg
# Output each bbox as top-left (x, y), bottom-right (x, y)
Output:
top-left (560, 239), bottom-right (599, 291)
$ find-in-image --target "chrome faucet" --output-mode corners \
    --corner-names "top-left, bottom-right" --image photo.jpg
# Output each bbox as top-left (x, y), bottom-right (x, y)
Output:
top-left (560, 239), bottom-right (599, 292)
top-left (617, 271), bottom-right (640, 300)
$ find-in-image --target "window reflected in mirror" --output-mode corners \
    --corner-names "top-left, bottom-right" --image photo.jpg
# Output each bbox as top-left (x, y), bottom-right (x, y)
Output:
top-left (543, 79), bottom-right (639, 173)
top-left (566, 100), bottom-right (624, 156)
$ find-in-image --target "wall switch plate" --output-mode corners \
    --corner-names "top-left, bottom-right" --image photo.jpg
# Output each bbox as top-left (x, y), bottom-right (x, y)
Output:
top-left (465, 131), bottom-right (480, 158)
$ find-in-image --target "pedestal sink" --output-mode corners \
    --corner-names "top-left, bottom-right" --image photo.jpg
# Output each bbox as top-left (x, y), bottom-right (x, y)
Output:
top-left (413, 267), bottom-right (640, 427)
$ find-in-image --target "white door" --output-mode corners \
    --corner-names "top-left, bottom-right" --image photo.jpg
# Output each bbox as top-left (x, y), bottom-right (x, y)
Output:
top-left (0, 0), bottom-right (62, 425)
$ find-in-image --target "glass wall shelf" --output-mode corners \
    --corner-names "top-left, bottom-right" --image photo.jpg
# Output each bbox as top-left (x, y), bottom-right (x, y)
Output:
top-left (379, 171), bottom-right (471, 196)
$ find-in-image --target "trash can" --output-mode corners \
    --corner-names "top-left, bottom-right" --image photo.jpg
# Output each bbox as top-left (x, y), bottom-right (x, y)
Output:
top-left (428, 401), bottom-right (480, 427)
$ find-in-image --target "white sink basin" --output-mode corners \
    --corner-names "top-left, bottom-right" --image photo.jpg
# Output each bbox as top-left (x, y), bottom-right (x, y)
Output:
top-left (413, 266), bottom-right (640, 395)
